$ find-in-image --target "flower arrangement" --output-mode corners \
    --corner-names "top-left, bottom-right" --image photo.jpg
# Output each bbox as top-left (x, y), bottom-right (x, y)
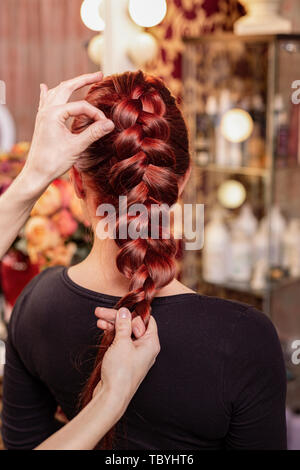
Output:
top-left (0, 143), bottom-right (92, 314)
top-left (24, 178), bottom-right (91, 268)
top-left (1, 142), bottom-right (92, 270)
top-left (0, 142), bottom-right (29, 195)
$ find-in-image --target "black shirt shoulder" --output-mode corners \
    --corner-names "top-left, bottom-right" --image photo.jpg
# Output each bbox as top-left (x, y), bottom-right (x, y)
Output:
top-left (9, 266), bottom-right (65, 343)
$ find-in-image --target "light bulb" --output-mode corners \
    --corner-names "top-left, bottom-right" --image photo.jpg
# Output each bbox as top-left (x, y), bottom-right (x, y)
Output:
top-left (80, 0), bottom-right (105, 31)
top-left (217, 180), bottom-right (246, 209)
top-left (221, 108), bottom-right (254, 143)
top-left (127, 32), bottom-right (158, 67)
top-left (88, 34), bottom-right (104, 66)
top-left (129, 0), bottom-right (167, 28)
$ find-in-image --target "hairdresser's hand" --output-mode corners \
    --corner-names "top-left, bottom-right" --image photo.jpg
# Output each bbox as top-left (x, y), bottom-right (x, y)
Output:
top-left (93, 308), bottom-right (160, 413)
top-left (95, 306), bottom-right (147, 338)
top-left (22, 71), bottom-right (115, 196)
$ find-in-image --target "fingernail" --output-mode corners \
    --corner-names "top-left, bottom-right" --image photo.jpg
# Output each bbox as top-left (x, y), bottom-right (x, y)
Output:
top-left (102, 120), bottom-right (114, 132)
top-left (119, 308), bottom-right (130, 319)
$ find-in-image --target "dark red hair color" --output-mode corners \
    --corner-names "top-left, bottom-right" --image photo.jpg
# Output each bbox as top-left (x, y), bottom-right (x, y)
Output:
top-left (72, 70), bottom-right (190, 448)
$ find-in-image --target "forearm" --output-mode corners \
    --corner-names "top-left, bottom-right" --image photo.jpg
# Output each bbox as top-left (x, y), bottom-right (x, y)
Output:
top-left (0, 168), bottom-right (47, 259)
top-left (35, 388), bottom-right (126, 451)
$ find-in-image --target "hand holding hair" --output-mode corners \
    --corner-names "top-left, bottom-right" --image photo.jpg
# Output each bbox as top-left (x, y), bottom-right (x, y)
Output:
top-left (24, 71), bottom-right (115, 191)
top-left (0, 72), bottom-right (114, 259)
top-left (93, 308), bottom-right (160, 406)
top-left (36, 307), bottom-right (160, 450)
top-left (95, 306), bottom-right (147, 338)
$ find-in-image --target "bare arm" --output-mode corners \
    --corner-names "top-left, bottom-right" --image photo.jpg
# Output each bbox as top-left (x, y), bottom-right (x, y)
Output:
top-left (0, 172), bottom-right (42, 258)
top-left (35, 386), bottom-right (124, 451)
top-left (0, 71), bottom-right (114, 259)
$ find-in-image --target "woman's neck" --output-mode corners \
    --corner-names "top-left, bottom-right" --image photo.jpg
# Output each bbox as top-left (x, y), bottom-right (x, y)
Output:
top-left (68, 237), bottom-right (195, 298)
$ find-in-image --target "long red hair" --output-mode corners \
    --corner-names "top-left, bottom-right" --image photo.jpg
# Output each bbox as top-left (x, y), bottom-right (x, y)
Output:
top-left (72, 70), bottom-right (190, 448)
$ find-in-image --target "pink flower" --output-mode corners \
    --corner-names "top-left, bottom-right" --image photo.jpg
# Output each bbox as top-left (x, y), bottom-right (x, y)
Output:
top-left (52, 209), bottom-right (78, 238)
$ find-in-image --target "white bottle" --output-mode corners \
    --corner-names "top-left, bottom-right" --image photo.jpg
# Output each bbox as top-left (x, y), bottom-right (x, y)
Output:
top-left (253, 218), bottom-right (268, 264)
top-left (229, 230), bottom-right (253, 283)
top-left (233, 204), bottom-right (258, 238)
top-left (206, 95), bottom-right (218, 119)
top-left (202, 208), bottom-right (230, 284)
top-left (283, 219), bottom-right (300, 277)
top-left (269, 206), bottom-right (286, 267)
top-left (251, 259), bottom-right (268, 290)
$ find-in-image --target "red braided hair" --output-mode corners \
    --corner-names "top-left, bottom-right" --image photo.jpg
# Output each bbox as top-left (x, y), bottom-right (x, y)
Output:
top-left (72, 70), bottom-right (190, 448)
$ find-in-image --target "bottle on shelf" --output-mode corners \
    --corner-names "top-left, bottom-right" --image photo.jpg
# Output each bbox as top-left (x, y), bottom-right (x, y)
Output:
top-left (251, 259), bottom-right (268, 291)
top-left (268, 206), bottom-right (287, 268)
top-left (274, 94), bottom-right (290, 167)
top-left (232, 204), bottom-right (258, 238)
top-left (253, 218), bottom-right (268, 265)
top-left (195, 112), bottom-right (210, 167)
top-left (206, 95), bottom-right (218, 162)
top-left (288, 102), bottom-right (300, 166)
top-left (283, 219), bottom-right (300, 278)
top-left (251, 94), bottom-right (266, 137)
top-left (195, 96), bottom-right (218, 167)
top-left (277, 112), bottom-right (290, 168)
top-left (229, 229), bottom-right (253, 283)
top-left (246, 123), bottom-right (266, 168)
top-left (252, 218), bottom-right (269, 289)
top-left (202, 207), bottom-right (230, 284)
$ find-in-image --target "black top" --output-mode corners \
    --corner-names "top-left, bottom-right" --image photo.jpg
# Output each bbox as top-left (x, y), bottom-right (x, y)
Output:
top-left (1, 267), bottom-right (287, 450)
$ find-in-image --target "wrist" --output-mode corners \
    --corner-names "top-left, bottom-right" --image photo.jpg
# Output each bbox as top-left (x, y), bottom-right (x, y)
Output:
top-left (16, 166), bottom-right (49, 202)
top-left (95, 383), bottom-right (130, 422)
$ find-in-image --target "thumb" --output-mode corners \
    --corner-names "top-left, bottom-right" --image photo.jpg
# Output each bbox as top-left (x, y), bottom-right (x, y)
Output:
top-left (39, 83), bottom-right (48, 110)
top-left (114, 308), bottom-right (132, 342)
top-left (76, 119), bottom-right (115, 151)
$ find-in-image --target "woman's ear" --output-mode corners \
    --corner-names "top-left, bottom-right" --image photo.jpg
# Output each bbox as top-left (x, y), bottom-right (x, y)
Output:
top-left (178, 165), bottom-right (191, 196)
top-left (70, 166), bottom-right (86, 199)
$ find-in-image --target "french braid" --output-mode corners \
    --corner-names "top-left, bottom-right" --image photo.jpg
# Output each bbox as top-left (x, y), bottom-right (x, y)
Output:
top-left (72, 71), bottom-right (190, 448)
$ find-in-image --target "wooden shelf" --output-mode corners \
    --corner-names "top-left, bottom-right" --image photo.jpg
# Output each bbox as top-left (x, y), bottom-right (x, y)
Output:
top-left (194, 163), bottom-right (268, 177)
top-left (202, 279), bottom-right (265, 298)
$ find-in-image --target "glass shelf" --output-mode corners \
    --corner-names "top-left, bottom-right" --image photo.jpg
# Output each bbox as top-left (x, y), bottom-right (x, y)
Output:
top-left (194, 163), bottom-right (268, 177)
top-left (183, 33), bottom-right (300, 410)
top-left (202, 276), bottom-right (300, 299)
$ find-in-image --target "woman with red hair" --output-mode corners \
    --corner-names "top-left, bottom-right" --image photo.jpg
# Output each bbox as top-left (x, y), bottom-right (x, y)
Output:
top-left (2, 70), bottom-right (287, 450)
top-left (0, 72), bottom-right (160, 450)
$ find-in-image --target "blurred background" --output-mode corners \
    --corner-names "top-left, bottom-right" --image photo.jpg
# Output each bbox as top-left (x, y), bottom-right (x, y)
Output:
top-left (1, 0), bottom-right (300, 450)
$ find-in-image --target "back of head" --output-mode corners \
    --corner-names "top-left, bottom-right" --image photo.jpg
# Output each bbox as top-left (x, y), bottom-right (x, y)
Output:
top-left (72, 70), bottom-right (190, 446)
